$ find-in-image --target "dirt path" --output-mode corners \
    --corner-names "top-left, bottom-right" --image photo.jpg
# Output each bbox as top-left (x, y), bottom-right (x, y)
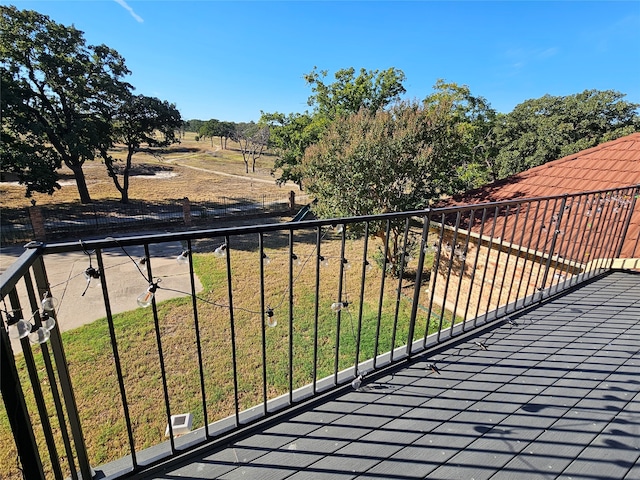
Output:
top-left (161, 146), bottom-right (301, 189)
top-left (172, 162), bottom-right (291, 186)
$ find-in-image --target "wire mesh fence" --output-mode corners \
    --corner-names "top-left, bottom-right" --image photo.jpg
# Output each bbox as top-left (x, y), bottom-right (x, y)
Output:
top-left (1, 192), bottom-right (311, 245)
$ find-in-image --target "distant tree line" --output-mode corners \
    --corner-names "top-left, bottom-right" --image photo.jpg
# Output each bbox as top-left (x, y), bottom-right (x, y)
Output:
top-left (1, 5), bottom-right (183, 204)
top-left (255, 67), bottom-right (639, 267)
top-left (259, 67), bottom-right (639, 217)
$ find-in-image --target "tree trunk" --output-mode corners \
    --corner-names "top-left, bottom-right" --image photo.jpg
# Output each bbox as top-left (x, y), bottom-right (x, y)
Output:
top-left (99, 147), bottom-right (130, 204)
top-left (69, 163), bottom-right (92, 204)
top-left (120, 151), bottom-right (131, 204)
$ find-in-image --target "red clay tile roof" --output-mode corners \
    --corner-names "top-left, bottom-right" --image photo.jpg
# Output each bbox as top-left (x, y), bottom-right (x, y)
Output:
top-left (448, 133), bottom-right (640, 259)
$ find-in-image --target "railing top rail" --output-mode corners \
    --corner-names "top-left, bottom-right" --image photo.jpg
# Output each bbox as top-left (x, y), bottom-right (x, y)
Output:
top-left (16, 184), bottom-right (639, 256)
top-left (0, 247), bottom-right (41, 298)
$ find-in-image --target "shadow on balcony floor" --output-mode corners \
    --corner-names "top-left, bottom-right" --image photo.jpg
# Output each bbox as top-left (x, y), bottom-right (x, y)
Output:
top-left (137, 270), bottom-right (640, 480)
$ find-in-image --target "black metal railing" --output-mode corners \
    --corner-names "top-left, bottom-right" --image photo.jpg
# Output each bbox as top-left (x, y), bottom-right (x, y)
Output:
top-left (1, 185), bottom-right (638, 480)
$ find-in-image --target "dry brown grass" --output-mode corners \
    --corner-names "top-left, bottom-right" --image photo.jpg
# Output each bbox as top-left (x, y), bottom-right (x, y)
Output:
top-left (0, 133), bottom-right (296, 210)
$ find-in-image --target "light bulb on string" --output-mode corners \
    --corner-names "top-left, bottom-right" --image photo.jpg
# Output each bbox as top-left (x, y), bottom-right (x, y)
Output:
top-left (342, 258), bottom-right (351, 270)
top-left (6, 313), bottom-right (33, 340)
top-left (319, 255), bottom-right (329, 267)
top-left (83, 266), bottom-right (101, 287)
top-left (41, 292), bottom-right (58, 312)
top-left (291, 253), bottom-right (302, 266)
top-left (265, 308), bottom-right (277, 328)
top-left (137, 283), bottom-right (157, 308)
top-left (262, 253), bottom-right (271, 265)
top-left (214, 244), bottom-right (227, 258)
top-left (331, 301), bottom-right (348, 312)
top-left (176, 250), bottom-right (190, 265)
top-left (41, 312), bottom-right (56, 331)
top-left (364, 260), bottom-right (373, 272)
top-left (424, 242), bottom-right (438, 254)
top-left (29, 326), bottom-right (50, 345)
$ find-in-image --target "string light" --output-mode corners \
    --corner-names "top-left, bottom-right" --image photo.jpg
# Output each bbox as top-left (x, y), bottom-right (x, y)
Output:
top-left (3, 308), bottom-right (55, 345)
top-left (424, 242), bottom-right (438, 253)
top-left (28, 326), bottom-right (50, 345)
top-left (41, 311), bottom-right (56, 331)
top-left (69, 225), bottom-right (339, 326)
top-left (80, 241), bottom-right (101, 295)
top-left (342, 258), bottom-right (351, 269)
top-left (265, 307), bottom-right (276, 327)
top-left (213, 244), bottom-right (227, 257)
top-left (137, 283), bottom-right (158, 308)
top-left (6, 312), bottom-right (33, 340)
top-left (453, 244), bottom-right (467, 261)
top-left (319, 255), bottom-right (329, 267)
top-left (41, 292), bottom-right (58, 312)
top-left (83, 266), bottom-right (101, 284)
top-left (331, 301), bottom-right (349, 312)
top-left (176, 250), bottom-right (190, 265)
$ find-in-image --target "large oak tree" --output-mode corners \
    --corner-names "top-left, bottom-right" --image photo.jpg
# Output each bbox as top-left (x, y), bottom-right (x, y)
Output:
top-left (1, 5), bottom-right (132, 203)
top-left (99, 94), bottom-right (183, 203)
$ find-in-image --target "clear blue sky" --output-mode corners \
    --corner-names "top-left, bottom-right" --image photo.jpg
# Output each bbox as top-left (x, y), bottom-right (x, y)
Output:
top-left (7, 1), bottom-right (640, 123)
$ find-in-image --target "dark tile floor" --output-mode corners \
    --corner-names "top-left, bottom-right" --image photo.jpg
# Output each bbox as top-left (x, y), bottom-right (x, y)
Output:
top-left (143, 270), bottom-right (640, 480)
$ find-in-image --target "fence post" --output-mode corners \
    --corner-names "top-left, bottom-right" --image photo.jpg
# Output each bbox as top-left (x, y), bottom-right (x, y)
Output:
top-left (29, 206), bottom-right (46, 242)
top-left (182, 197), bottom-right (192, 227)
top-left (289, 191), bottom-right (296, 212)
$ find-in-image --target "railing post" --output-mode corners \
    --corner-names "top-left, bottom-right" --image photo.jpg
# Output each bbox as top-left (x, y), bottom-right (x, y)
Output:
top-left (538, 195), bottom-right (568, 299)
top-left (0, 323), bottom-right (46, 480)
top-left (407, 214), bottom-right (430, 357)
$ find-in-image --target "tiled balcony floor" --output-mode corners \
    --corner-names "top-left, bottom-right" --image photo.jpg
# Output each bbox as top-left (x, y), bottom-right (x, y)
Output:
top-left (141, 270), bottom-right (640, 480)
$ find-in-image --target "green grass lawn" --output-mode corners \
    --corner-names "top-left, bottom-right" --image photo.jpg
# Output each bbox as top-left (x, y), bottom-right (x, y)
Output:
top-left (1, 240), bottom-right (457, 479)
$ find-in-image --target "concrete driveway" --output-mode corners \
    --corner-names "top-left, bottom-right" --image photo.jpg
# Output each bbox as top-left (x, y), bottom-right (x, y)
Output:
top-left (1, 237), bottom-right (203, 353)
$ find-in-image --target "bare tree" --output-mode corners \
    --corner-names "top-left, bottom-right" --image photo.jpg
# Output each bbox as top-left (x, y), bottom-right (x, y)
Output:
top-left (250, 127), bottom-right (270, 172)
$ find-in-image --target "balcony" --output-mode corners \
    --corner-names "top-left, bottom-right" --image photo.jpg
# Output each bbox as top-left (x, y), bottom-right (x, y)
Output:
top-left (2, 186), bottom-right (639, 480)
